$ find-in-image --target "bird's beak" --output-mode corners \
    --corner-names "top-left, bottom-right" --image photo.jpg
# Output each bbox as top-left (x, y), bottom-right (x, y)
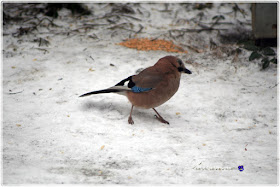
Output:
top-left (184, 68), bottom-right (192, 74)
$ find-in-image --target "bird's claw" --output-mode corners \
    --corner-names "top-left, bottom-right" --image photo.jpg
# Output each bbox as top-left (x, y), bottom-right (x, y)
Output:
top-left (128, 116), bottom-right (134, 125)
top-left (154, 115), bottom-right (170, 125)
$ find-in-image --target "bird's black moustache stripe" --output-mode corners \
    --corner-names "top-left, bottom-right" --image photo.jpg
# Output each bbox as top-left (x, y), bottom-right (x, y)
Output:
top-left (168, 60), bottom-right (183, 72)
top-left (178, 67), bottom-right (184, 72)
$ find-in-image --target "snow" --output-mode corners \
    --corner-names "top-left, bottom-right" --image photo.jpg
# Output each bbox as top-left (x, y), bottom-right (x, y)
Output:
top-left (2, 3), bottom-right (278, 185)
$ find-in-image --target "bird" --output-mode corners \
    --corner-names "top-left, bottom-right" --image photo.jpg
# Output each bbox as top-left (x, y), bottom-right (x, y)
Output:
top-left (80, 55), bottom-right (192, 125)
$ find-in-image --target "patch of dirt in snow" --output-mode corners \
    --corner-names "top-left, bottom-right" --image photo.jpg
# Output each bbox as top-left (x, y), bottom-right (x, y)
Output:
top-left (2, 3), bottom-right (277, 185)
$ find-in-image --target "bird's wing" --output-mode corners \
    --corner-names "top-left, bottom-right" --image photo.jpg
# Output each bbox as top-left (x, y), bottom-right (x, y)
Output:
top-left (131, 66), bottom-right (163, 89)
top-left (113, 66), bottom-right (163, 93)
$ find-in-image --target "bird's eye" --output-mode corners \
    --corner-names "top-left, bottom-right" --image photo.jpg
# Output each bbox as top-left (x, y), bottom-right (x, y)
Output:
top-left (177, 59), bottom-right (183, 66)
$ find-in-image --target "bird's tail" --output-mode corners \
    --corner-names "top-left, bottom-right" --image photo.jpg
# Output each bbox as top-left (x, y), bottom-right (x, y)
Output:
top-left (79, 86), bottom-right (130, 97)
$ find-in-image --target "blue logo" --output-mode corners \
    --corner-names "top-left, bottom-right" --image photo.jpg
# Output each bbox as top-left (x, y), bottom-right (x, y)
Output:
top-left (238, 165), bottom-right (244, 172)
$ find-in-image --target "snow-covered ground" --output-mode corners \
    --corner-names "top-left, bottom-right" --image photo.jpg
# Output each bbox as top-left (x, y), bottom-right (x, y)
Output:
top-left (2, 3), bottom-right (278, 184)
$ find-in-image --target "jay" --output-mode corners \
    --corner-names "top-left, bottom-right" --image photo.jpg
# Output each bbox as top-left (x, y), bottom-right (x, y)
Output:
top-left (80, 55), bottom-right (192, 125)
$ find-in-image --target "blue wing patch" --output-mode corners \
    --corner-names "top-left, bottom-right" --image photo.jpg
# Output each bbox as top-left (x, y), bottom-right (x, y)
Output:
top-left (131, 86), bottom-right (152, 93)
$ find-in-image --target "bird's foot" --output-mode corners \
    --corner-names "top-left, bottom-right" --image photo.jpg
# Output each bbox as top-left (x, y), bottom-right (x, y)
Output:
top-left (154, 115), bottom-right (169, 125)
top-left (128, 116), bottom-right (134, 125)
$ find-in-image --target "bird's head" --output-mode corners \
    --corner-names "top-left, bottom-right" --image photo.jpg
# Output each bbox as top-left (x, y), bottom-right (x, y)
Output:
top-left (157, 56), bottom-right (192, 74)
top-left (175, 58), bottom-right (192, 74)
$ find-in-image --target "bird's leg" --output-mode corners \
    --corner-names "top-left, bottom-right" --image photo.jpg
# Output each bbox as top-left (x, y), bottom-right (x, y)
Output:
top-left (128, 105), bottom-right (134, 125)
top-left (152, 108), bottom-right (169, 124)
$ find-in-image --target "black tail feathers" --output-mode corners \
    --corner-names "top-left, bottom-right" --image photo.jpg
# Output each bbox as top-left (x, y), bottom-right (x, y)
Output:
top-left (79, 89), bottom-right (121, 97)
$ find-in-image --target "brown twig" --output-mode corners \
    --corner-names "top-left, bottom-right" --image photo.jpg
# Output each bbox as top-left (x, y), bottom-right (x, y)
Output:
top-left (233, 3), bottom-right (247, 18)
top-left (269, 83), bottom-right (278, 89)
top-left (135, 24), bottom-right (144, 34)
top-left (34, 48), bottom-right (49, 54)
top-left (8, 90), bottom-right (24, 95)
top-left (169, 27), bottom-right (228, 36)
top-left (185, 44), bottom-right (204, 53)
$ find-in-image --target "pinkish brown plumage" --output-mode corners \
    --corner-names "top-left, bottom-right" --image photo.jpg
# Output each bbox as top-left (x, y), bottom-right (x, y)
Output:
top-left (80, 56), bottom-right (192, 125)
